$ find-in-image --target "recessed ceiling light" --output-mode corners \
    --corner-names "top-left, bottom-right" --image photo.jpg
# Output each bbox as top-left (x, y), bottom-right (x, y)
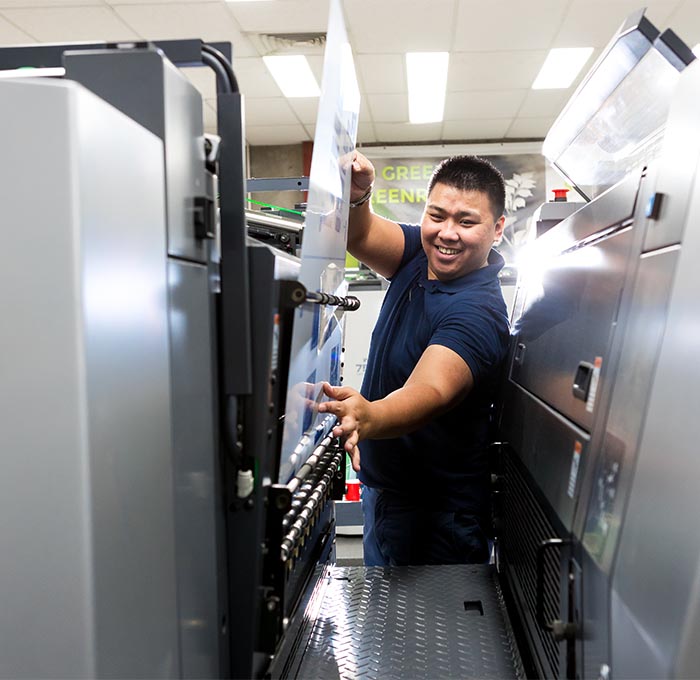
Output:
top-left (406, 52), bottom-right (449, 124)
top-left (263, 55), bottom-right (320, 98)
top-left (0, 67), bottom-right (65, 79)
top-left (532, 47), bottom-right (594, 89)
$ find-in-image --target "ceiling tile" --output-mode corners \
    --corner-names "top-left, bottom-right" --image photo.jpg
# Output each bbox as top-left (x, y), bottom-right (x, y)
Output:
top-left (356, 53), bottom-right (405, 94)
top-left (245, 97), bottom-right (299, 126)
top-left (442, 118), bottom-right (511, 140)
top-left (650, 0), bottom-right (687, 25)
top-left (246, 123), bottom-right (310, 145)
top-left (374, 122), bottom-right (443, 143)
top-left (344, 0), bottom-right (457, 54)
top-left (448, 50), bottom-right (548, 91)
top-left (444, 90), bottom-right (526, 120)
top-left (226, 0), bottom-right (328, 33)
top-left (357, 120), bottom-right (377, 144)
top-left (358, 100), bottom-right (370, 122)
top-left (287, 97), bottom-right (319, 125)
top-left (366, 93), bottom-right (407, 123)
top-left (234, 56), bottom-right (283, 97)
top-left (3, 0), bottom-right (695, 150)
top-left (108, 0), bottom-right (214, 4)
top-left (0, 0), bottom-right (102, 5)
top-left (505, 117), bottom-right (555, 139)
top-left (553, 1), bottom-right (680, 48)
top-left (306, 54), bottom-right (324, 85)
top-left (113, 2), bottom-right (258, 56)
top-left (454, 1), bottom-right (569, 51)
top-left (0, 6), bottom-right (140, 42)
top-left (656, 0), bottom-right (700, 47)
top-left (0, 15), bottom-right (35, 43)
top-left (517, 89), bottom-right (570, 118)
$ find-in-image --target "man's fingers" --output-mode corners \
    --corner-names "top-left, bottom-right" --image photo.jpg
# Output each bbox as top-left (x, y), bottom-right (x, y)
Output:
top-left (318, 396), bottom-right (336, 413)
top-left (329, 386), bottom-right (359, 401)
top-left (344, 431), bottom-right (359, 452)
top-left (321, 400), bottom-right (346, 418)
top-left (350, 445), bottom-right (361, 472)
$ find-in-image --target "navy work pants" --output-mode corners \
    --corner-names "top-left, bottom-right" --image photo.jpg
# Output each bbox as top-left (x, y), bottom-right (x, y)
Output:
top-left (361, 485), bottom-right (489, 566)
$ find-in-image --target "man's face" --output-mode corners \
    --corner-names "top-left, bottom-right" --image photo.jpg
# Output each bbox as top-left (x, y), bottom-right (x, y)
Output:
top-left (420, 182), bottom-right (505, 281)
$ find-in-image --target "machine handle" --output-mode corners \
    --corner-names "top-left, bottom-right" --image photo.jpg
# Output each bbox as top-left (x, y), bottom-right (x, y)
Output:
top-left (536, 538), bottom-right (571, 635)
top-left (572, 361), bottom-right (594, 401)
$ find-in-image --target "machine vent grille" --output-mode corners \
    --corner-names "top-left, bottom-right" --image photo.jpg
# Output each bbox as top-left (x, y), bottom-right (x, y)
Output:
top-left (250, 32), bottom-right (327, 55)
top-left (502, 451), bottom-right (562, 679)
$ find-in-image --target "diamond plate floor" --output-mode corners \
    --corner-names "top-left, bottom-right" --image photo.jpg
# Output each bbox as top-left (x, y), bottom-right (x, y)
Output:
top-left (283, 565), bottom-right (523, 679)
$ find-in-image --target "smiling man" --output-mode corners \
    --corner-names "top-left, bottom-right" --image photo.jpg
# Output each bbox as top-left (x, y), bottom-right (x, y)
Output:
top-left (319, 151), bottom-right (510, 566)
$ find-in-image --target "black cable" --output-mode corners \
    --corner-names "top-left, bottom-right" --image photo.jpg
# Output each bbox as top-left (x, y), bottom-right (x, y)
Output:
top-left (202, 42), bottom-right (240, 93)
top-left (201, 50), bottom-right (232, 94)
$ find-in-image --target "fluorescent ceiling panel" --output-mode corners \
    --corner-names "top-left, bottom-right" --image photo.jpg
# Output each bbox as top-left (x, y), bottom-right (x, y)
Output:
top-left (263, 55), bottom-right (320, 98)
top-left (406, 52), bottom-right (448, 124)
top-left (532, 47), bottom-right (594, 89)
top-left (0, 67), bottom-right (66, 78)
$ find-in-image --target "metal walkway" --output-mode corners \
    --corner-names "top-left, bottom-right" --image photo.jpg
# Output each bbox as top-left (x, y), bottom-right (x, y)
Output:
top-left (275, 564), bottom-right (524, 679)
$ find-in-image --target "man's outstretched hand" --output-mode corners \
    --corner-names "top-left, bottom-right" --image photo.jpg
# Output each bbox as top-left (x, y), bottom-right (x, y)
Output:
top-left (318, 382), bottom-right (373, 472)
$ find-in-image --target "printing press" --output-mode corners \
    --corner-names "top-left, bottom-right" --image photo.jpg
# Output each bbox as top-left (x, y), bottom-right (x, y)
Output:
top-left (2, 5), bottom-right (700, 679)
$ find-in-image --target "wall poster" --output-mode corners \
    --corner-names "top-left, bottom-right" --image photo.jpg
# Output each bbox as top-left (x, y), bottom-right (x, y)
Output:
top-left (368, 153), bottom-right (546, 264)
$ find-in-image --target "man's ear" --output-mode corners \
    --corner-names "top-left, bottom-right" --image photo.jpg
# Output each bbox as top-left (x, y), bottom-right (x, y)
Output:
top-left (494, 215), bottom-right (506, 243)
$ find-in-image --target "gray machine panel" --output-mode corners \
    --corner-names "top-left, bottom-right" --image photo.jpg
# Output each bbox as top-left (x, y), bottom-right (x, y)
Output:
top-left (162, 56), bottom-right (207, 261)
top-left (65, 48), bottom-right (207, 264)
top-left (0, 78), bottom-right (179, 677)
top-left (512, 226), bottom-right (634, 433)
top-left (501, 384), bottom-right (590, 531)
top-left (581, 245), bottom-right (679, 571)
top-left (642, 59), bottom-right (700, 252)
top-left (167, 259), bottom-right (222, 678)
top-left (610, 122), bottom-right (700, 679)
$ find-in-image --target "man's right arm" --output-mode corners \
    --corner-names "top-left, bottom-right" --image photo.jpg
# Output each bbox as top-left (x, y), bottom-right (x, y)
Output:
top-left (347, 152), bottom-right (405, 280)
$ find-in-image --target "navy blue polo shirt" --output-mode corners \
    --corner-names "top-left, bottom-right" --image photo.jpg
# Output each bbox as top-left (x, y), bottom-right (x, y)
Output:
top-left (358, 223), bottom-right (510, 513)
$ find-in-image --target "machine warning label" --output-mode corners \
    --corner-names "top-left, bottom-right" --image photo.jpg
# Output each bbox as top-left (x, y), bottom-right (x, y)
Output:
top-left (586, 356), bottom-right (603, 413)
top-left (568, 441), bottom-right (583, 498)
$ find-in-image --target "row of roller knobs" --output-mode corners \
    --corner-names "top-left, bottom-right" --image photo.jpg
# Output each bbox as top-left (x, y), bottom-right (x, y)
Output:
top-left (305, 291), bottom-right (361, 311)
top-left (280, 447), bottom-right (343, 563)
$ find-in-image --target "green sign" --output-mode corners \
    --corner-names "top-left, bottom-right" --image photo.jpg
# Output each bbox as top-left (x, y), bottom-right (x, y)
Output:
top-left (368, 154), bottom-right (546, 264)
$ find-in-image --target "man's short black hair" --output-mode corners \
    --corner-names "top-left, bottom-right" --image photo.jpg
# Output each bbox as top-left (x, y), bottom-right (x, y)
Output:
top-left (427, 155), bottom-right (506, 220)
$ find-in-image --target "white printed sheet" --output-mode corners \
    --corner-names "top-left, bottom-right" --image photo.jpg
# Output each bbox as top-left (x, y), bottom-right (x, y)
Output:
top-left (278, 0), bottom-right (360, 483)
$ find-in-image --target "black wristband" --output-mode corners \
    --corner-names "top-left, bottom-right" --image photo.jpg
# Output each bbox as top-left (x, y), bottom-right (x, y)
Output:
top-left (349, 185), bottom-right (373, 208)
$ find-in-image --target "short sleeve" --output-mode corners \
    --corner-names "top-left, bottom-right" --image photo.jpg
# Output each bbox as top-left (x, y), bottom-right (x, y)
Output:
top-left (428, 295), bottom-right (509, 385)
top-left (396, 223), bottom-right (423, 271)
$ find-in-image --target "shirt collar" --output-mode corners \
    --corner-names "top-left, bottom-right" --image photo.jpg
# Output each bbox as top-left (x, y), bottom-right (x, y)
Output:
top-left (422, 248), bottom-right (505, 293)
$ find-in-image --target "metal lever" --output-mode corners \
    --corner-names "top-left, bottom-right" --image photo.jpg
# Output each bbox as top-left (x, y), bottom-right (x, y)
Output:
top-left (193, 195), bottom-right (215, 240)
top-left (572, 361), bottom-right (594, 401)
top-left (536, 538), bottom-right (576, 641)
